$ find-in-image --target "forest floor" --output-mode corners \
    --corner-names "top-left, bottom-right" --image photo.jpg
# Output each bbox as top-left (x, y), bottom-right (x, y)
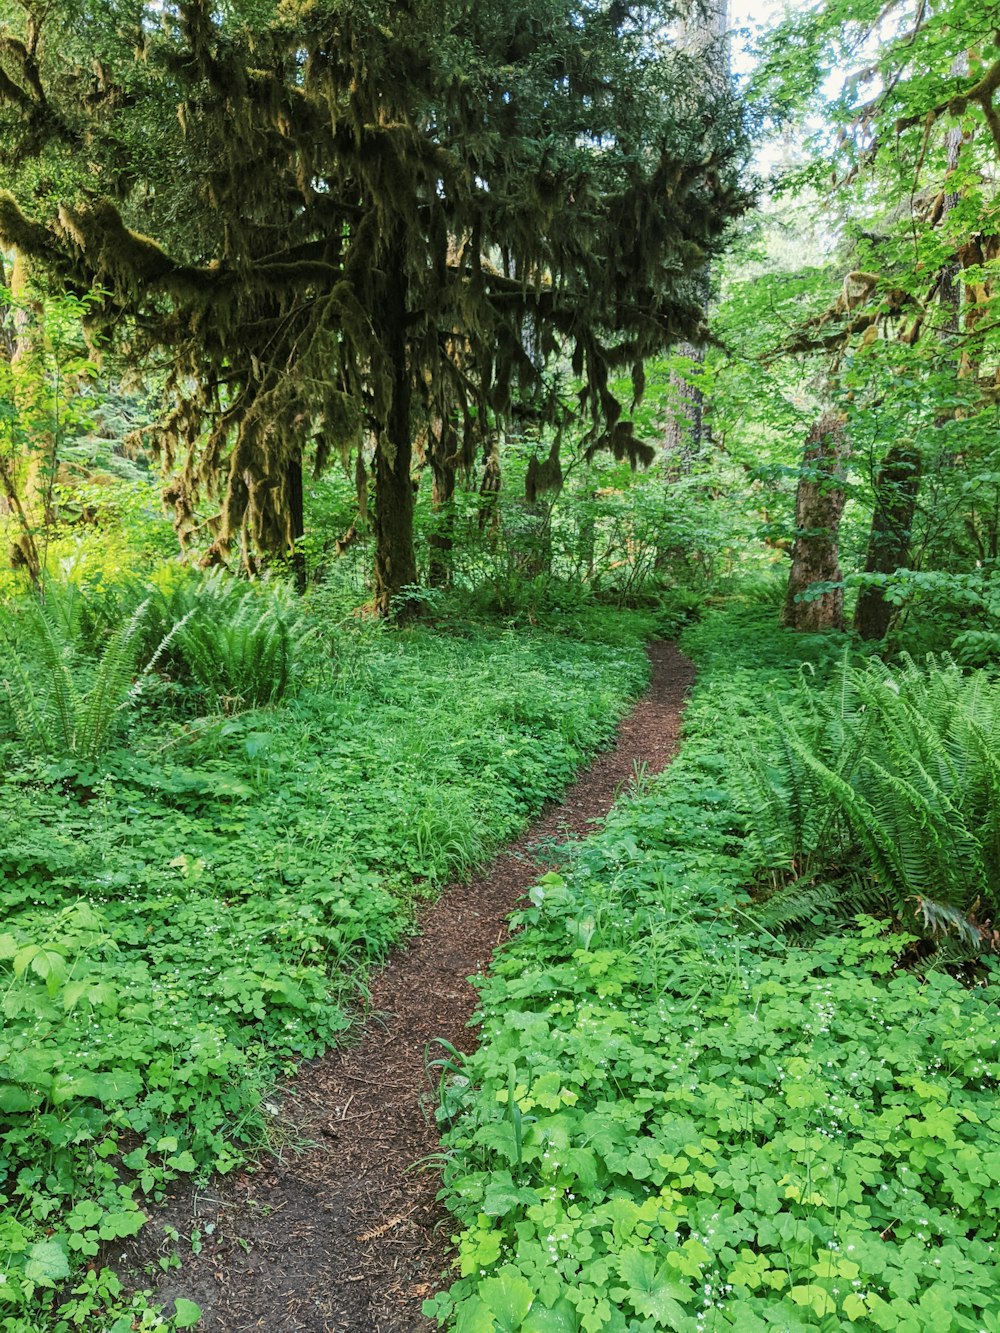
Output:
top-left (114, 642), bottom-right (694, 1333)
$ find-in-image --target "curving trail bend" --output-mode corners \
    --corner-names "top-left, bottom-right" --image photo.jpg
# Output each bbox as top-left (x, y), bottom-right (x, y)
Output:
top-left (117, 641), bottom-right (694, 1332)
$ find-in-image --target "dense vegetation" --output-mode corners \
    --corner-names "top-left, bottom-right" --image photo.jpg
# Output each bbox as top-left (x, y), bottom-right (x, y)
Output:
top-left (427, 603), bottom-right (1000, 1332)
top-left (0, 0), bottom-right (999, 1328)
top-left (0, 574), bottom-right (652, 1331)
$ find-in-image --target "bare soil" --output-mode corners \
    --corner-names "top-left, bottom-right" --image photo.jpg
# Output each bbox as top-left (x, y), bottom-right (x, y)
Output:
top-left (113, 641), bottom-right (694, 1332)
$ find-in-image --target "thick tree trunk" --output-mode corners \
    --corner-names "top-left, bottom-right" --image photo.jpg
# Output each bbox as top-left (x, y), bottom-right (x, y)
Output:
top-left (373, 435), bottom-right (417, 616)
top-left (853, 443), bottom-right (922, 641)
top-left (781, 411), bottom-right (849, 631)
top-left (5, 253), bottom-right (49, 586)
top-left (662, 0), bottom-right (727, 473)
top-left (853, 80), bottom-right (958, 642)
top-left (287, 448), bottom-right (306, 593)
top-left (428, 446), bottom-right (456, 589)
top-left (372, 238), bottom-right (418, 616)
top-left (663, 340), bottom-right (706, 471)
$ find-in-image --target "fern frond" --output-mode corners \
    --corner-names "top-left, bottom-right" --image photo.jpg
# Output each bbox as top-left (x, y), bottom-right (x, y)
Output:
top-left (75, 599), bottom-right (150, 761)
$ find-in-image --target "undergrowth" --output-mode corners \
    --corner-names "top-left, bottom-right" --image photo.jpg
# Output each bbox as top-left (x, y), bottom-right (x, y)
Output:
top-left (428, 600), bottom-right (1000, 1332)
top-left (0, 583), bottom-right (649, 1332)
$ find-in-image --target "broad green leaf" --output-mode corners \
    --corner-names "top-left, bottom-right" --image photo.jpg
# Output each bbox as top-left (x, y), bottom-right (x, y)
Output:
top-left (481, 1183), bottom-right (521, 1216)
top-left (51, 1070), bottom-right (142, 1105)
top-left (173, 1297), bottom-right (203, 1328)
top-left (789, 1285), bottom-right (836, 1317)
top-left (455, 1297), bottom-right (496, 1333)
top-left (843, 1293), bottom-right (869, 1321)
top-left (478, 1269), bottom-right (534, 1331)
top-left (0, 1083), bottom-right (38, 1112)
top-left (24, 1238), bottom-right (70, 1285)
top-left (617, 1250), bottom-right (693, 1326)
top-left (97, 1211), bottom-right (145, 1240)
top-left (523, 1299), bottom-right (579, 1332)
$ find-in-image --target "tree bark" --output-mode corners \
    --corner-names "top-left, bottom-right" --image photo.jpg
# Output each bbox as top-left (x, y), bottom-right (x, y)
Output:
top-left (373, 436), bottom-right (417, 616)
top-left (781, 411), bottom-right (849, 631)
top-left (427, 435), bottom-right (456, 589)
top-left (663, 341), bottom-right (706, 471)
top-left (478, 436), bottom-right (501, 534)
top-left (662, 0), bottom-right (728, 471)
top-left (287, 448), bottom-right (306, 593)
top-left (4, 253), bottom-right (49, 586)
top-left (372, 235), bottom-right (418, 616)
top-left (0, 254), bottom-right (16, 361)
top-left (853, 443), bottom-right (922, 640)
top-left (852, 81), bottom-right (961, 641)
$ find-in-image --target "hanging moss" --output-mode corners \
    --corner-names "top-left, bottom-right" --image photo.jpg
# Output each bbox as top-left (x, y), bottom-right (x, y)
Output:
top-left (0, 0), bottom-right (751, 601)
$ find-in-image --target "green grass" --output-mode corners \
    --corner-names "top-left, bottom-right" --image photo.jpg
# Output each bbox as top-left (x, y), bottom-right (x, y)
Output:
top-left (427, 600), bottom-right (1000, 1333)
top-left (0, 594), bottom-right (650, 1332)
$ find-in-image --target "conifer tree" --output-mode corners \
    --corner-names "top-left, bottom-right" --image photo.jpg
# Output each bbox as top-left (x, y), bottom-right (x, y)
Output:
top-left (0, 0), bottom-right (750, 610)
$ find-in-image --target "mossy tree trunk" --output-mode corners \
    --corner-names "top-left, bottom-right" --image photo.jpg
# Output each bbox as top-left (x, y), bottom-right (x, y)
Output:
top-left (287, 448), bottom-right (306, 593)
top-left (427, 435), bottom-right (456, 589)
top-left (853, 442), bottom-right (922, 641)
top-left (3, 253), bottom-right (50, 586)
top-left (663, 340), bottom-right (706, 472)
top-left (372, 237), bottom-right (418, 617)
top-left (373, 435), bottom-right (417, 616)
top-left (781, 411), bottom-right (849, 632)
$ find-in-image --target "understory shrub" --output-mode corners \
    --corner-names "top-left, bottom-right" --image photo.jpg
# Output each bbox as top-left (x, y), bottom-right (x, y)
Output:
top-left (1, 593), bottom-right (175, 762)
top-left (144, 567), bottom-right (309, 709)
top-left (729, 652), bottom-right (1000, 947)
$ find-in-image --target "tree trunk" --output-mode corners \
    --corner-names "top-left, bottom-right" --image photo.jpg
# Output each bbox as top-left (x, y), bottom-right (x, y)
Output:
top-left (287, 448), bottom-right (306, 593)
top-left (373, 436), bottom-right (417, 615)
top-left (663, 341), bottom-right (706, 471)
top-left (372, 236), bottom-right (418, 616)
top-left (427, 438), bottom-right (456, 588)
top-left (781, 411), bottom-right (849, 631)
top-left (478, 436), bottom-right (501, 534)
top-left (853, 92), bottom-right (960, 642)
top-left (853, 443), bottom-right (922, 641)
top-left (0, 254), bottom-right (16, 361)
top-left (662, 0), bottom-right (727, 472)
top-left (4, 253), bottom-right (49, 586)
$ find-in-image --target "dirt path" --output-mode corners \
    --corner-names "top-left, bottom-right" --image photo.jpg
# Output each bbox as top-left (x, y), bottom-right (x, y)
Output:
top-left (116, 642), bottom-right (694, 1332)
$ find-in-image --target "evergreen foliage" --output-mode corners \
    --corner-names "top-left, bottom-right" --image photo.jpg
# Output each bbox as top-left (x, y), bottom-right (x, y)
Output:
top-left (0, 0), bottom-right (751, 609)
top-left (146, 568), bottom-right (306, 709)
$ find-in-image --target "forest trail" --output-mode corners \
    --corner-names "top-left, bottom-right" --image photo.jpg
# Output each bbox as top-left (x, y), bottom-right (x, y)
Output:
top-left (117, 642), bottom-right (694, 1332)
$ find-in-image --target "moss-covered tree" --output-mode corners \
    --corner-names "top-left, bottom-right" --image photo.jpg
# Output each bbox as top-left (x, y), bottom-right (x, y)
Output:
top-left (0, 0), bottom-right (750, 610)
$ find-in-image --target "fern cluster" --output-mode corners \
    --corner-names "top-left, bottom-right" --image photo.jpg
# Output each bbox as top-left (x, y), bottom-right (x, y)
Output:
top-left (728, 652), bottom-right (1000, 948)
top-left (2, 597), bottom-right (153, 762)
top-left (143, 569), bottom-right (306, 710)
top-left (0, 570), bottom-right (310, 764)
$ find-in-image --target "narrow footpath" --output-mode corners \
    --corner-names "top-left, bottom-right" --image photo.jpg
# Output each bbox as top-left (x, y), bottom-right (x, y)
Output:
top-left (117, 642), bottom-right (694, 1332)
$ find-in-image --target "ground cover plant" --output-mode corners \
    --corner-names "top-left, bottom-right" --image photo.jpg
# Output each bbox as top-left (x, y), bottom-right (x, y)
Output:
top-left (0, 573), bottom-right (650, 1332)
top-left (428, 598), bottom-right (1000, 1332)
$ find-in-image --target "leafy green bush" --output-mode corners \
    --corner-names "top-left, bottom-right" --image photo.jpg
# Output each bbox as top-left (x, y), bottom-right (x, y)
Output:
top-left (729, 652), bottom-right (1000, 946)
top-left (143, 568), bottom-right (308, 710)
